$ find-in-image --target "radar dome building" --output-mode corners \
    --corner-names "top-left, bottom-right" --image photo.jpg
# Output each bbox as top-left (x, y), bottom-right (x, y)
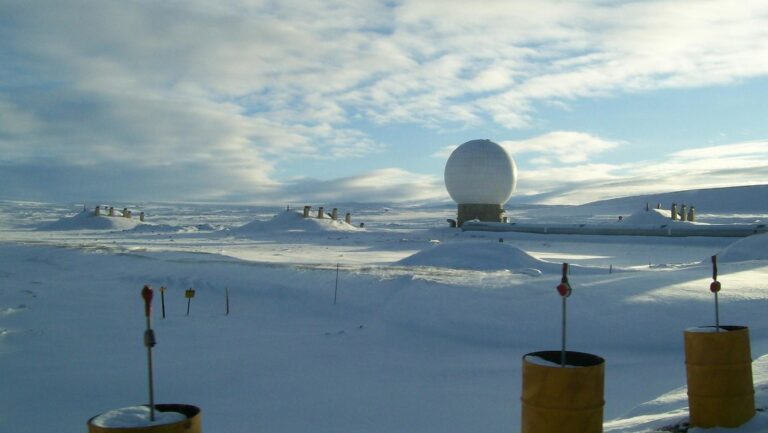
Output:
top-left (444, 139), bottom-right (517, 226)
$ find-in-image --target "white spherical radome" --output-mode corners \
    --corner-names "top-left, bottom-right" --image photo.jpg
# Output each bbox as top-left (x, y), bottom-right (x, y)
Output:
top-left (444, 139), bottom-right (517, 204)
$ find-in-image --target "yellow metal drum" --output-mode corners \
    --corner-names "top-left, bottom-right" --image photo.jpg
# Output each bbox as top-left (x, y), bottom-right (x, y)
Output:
top-left (521, 351), bottom-right (605, 433)
top-left (685, 326), bottom-right (755, 428)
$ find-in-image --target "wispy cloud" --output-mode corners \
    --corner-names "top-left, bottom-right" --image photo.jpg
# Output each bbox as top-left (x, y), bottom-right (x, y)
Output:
top-left (279, 168), bottom-right (445, 203)
top-left (516, 140), bottom-right (768, 205)
top-left (501, 132), bottom-right (622, 164)
top-left (431, 145), bottom-right (459, 160)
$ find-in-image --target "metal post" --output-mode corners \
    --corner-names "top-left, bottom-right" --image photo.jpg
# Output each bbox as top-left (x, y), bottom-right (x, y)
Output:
top-left (561, 295), bottom-right (567, 367)
top-left (185, 288), bottom-right (195, 316)
top-left (556, 263), bottom-right (572, 368)
top-left (715, 292), bottom-right (720, 330)
top-left (334, 263), bottom-right (339, 305)
top-left (711, 255), bottom-right (721, 332)
top-left (141, 285), bottom-right (156, 422)
top-left (160, 287), bottom-right (166, 319)
top-left (226, 287), bottom-right (230, 315)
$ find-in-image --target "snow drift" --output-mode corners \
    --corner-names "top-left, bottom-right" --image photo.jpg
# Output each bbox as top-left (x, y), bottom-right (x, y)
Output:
top-left (619, 208), bottom-right (681, 226)
top-left (397, 241), bottom-right (564, 273)
top-left (717, 233), bottom-right (768, 262)
top-left (38, 210), bottom-right (143, 231)
top-left (235, 210), bottom-right (359, 235)
top-left (128, 223), bottom-right (227, 234)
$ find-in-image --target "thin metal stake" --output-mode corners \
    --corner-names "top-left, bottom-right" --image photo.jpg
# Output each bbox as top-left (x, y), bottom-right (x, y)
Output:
top-left (711, 255), bottom-right (721, 332)
top-left (141, 286), bottom-right (156, 422)
top-left (186, 297), bottom-right (191, 316)
top-left (145, 316), bottom-right (155, 422)
top-left (715, 291), bottom-right (720, 331)
top-left (561, 295), bottom-right (567, 367)
top-left (226, 287), bottom-right (230, 315)
top-left (556, 263), bottom-right (571, 368)
top-left (334, 263), bottom-right (339, 305)
top-left (160, 287), bottom-right (166, 319)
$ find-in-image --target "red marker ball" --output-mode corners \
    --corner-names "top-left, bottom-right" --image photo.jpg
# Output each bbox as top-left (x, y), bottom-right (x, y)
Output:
top-left (141, 285), bottom-right (153, 316)
top-left (557, 283), bottom-right (571, 297)
top-left (710, 281), bottom-right (721, 293)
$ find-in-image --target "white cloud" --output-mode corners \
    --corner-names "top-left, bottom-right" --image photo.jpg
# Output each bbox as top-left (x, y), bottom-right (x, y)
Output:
top-left (280, 168), bottom-right (445, 203)
top-left (515, 140), bottom-right (768, 205)
top-left (431, 145), bottom-right (459, 159)
top-left (1, 0), bottom-right (767, 201)
top-left (501, 132), bottom-right (622, 164)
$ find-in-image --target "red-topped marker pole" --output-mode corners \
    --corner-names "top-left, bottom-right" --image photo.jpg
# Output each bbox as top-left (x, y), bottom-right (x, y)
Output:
top-left (710, 255), bottom-right (721, 332)
top-left (141, 285), bottom-right (157, 422)
top-left (556, 263), bottom-right (572, 367)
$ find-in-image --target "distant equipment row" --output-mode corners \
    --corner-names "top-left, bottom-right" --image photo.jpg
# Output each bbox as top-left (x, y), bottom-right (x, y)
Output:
top-left (301, 205), bottom-right (352, 224)
top-left (94, 205), bottom-right (145, 222)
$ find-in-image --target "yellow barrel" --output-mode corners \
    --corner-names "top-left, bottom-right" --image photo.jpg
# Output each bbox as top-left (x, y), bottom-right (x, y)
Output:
top-left (685, 326), bottom-right (755, 428)
top-left (521, 351), bottom-right (605, 433)
top-left (87, 404), bottom-right (201, 433)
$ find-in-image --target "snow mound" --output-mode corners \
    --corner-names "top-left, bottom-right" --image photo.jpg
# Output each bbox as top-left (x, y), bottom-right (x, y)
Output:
top-left (38, 211), bottom-right (143, 231)
top-left (128, 223), bottom-right (227, 234)
top-left (716, 233), bottom-right (768, 262)
top-left (397, 241), bottom-right (561, 272)
top-left (235, 211), bottom-right (359, 234)
top-left (619, 208), bottom-right (681, 226)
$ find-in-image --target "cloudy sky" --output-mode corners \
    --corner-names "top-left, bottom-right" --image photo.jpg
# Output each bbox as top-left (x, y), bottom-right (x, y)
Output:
top-left (1, 0), bottom-right (767, 205)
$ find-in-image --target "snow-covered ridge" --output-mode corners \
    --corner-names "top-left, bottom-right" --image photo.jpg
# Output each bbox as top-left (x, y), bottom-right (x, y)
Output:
top-left (576, 184), bottom-right (768, 214)
top-left (235, 210), bottom-right (360, 234)
top-left (396, 241), bottom-right (606, 274)
top-left (38, 210), bottom-right (145, 231)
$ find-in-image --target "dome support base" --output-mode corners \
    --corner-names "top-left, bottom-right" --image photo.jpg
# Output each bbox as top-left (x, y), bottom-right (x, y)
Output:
top-left (457, 203), bottom-right (504, 227)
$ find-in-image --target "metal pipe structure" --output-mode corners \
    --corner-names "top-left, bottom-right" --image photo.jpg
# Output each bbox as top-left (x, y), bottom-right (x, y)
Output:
top-left (461, 221), bottom-right (766, 237)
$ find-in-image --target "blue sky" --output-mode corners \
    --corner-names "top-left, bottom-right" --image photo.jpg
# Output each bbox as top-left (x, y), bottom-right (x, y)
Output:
top-left (1, 0), bottom-right (767, 205)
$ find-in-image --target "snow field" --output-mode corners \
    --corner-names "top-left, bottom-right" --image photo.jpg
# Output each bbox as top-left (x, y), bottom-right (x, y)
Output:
top-left (1, 196), bottom-right (768, 433)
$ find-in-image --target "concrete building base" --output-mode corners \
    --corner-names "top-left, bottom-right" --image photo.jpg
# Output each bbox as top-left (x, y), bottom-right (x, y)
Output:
top-left (457, 203), bottom-right (504, 226)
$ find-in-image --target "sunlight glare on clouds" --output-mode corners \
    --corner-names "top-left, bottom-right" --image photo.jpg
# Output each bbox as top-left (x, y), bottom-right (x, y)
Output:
top-left (518, 140), bottom-right (768, 204)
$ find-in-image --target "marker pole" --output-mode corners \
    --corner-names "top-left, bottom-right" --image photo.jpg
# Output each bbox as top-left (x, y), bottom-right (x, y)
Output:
top-left (334, 263), bottom-right (339, 305)
top-left (160, 287), bottom-right (166, 319)
top-left (715, 292), bottom-right (720, 330)
top-left (710, 255), bottom-right (722, 332)
top-left (141, 285), bottom-right (157, 422)
top-left (561, 294), bottom-right (567, 366)
top-left (556, 263), bottom-right (572, 367)
top-left (226, 287), bottom-right (230, 316)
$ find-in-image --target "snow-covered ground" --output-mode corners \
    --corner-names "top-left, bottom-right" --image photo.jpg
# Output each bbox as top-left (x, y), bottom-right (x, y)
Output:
top-left (1, 192), bottom-right (767, 433)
